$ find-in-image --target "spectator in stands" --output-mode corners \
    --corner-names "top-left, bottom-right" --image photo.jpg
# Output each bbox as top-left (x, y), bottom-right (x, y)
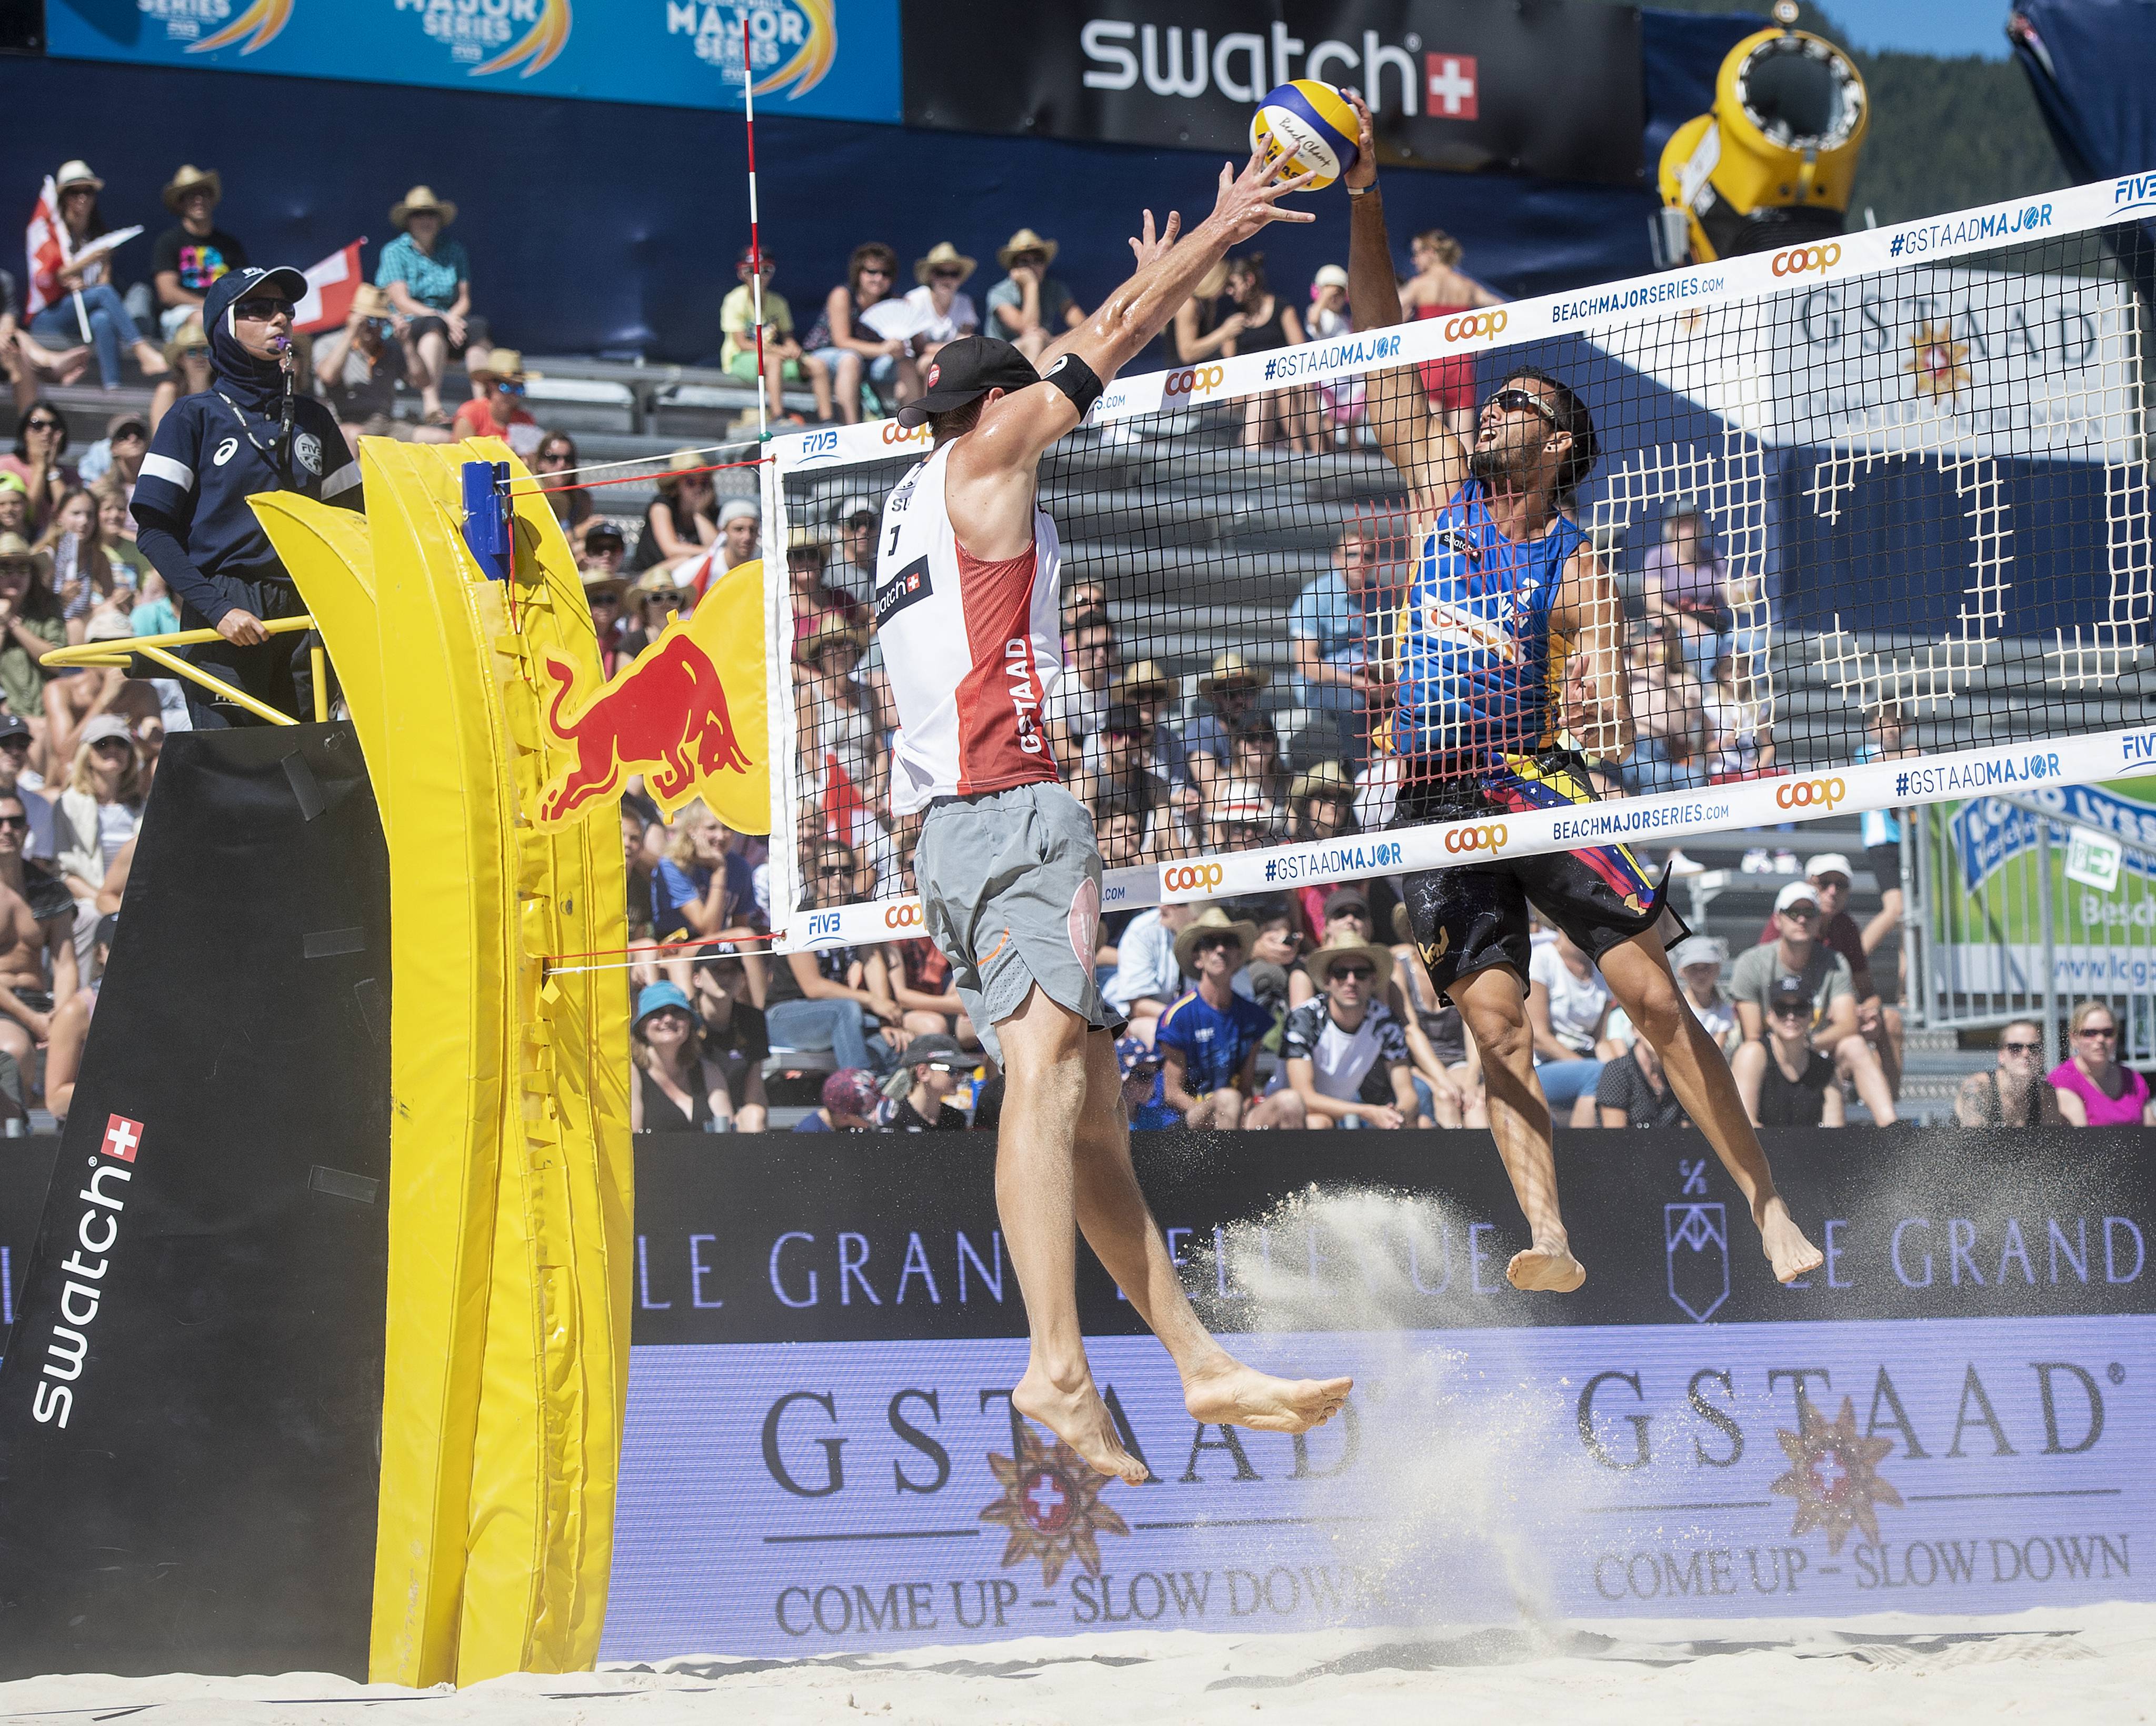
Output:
top-left (806, 243), bottom-right (918, 424)
top-left (652, 797), bottom-right (765, 956)
top-left (1072, 703), bottom-right (1176, 848)
top-left (1641, 502), bottom-right (1728, 678)
top-left (149, 317), bottom-right (209, 434)
top-left (796, 611), bottom-right (891, 851)
top-left (689, 954), bottom-right (771, 1132)
top-left (1756, 853), bottom-right (1901, 1098)
top-left (792, 1067), bottom-right (883, 1133)
top-left (0, 475), bottom-right (25, 541)
top-left (633, 451), bottom-right (718, 575)
top-left (1400, 228), bottom-right (1503, 443)
top-left (986, 228), bottom-right (1085, 363)
top-left (1529, 927), bottom-right (1615, 1128)
top-left (1305, 265), bottom-right (1363, 443)
top-left (1110, 657), bottom-right (1188, 785)
top-left (1288, 887), bottom-right (1404, 1012)
top-left (27, 162), bottom-right (168, 390)
top-left (530, 430), bottom-right (596, 550)
top-left (1157, 908), bottom-right (1296, 1129)
top-left (1061, 577), bottom-right (1109, 636)
top-left (583, 566), bottom-right (629, 677)
top-left (1095, 801), bottom-right (1150, 880)
top-left (1118, 1034), bottom-right (1180, 1132)
top-left (0, 782), bottom-right (76, 1119)
top-left (1390, 902), bottom-right (1483, 1128)
top-left (1282, 931), bottom-right (1422, 1130)
top-left (764, 838), bottom-right (904, 1071)
top-left (33, 487), bottom-right (106, 643)
top-left (1289, 761), bottom-right (1355, 846)
top-left (1185, 651), bottom-right (1268, 791)
top-left (78, 410), bottom-right (147, 509)
top-left (1856, 701), bottom-right (1915, 971)
top-left (890, 915), bottom-right (975, 1047)
top-left (1701, 649), bottom-right (1769, 782)
top-left (826, 496), bottom-right (879, 593)
top-left (378, 186), bottom-right (486, 427)
top-left (623, 804), bottom-right (654, 946)
top-left (1624, 623), bottom-right (1709, 796)
top-left (451, 350), bottom-right (542, 458)
top-left (0, 715), bottom-right (53, 861)
top-left (1219, 254), bottom-right (1318, 453)
top-left (313, 286), bottom-right (406, 450)
top-left (906, 243), bottom-right (980, 368)
top-left (1047, 609), bottom-right (1117, 769)
top-left (1731, 974), bottom-right (1844, 1128)
top-left (879, 1030), bottom-right (971, 1131)
top-left (4, 399), bottom-right (76, 535)
top-left (1596, 1031), bottom-right (1692, 1130)
top-left (1103, 899), bottom-right (1195, 1040)
top-left (1205, 777), bottom-right (1277, 853)
top-left (1290, 523), bottom-right (1389, 765)
top-left (1731, 880), bottom-right (1899, 1125)
top-left (1169, 258), bottom-right (1235, 366)
top-left (151, 165), bottom-right (247, 341)
top-left (1668, 934), bottom-right (1739, 1052)
top-left (687, 497), bottom-right (764, 612)
top-left (2, 266), bottom-right (91, 407)
top-left (2049, 999), bottom-right (2156, 1126)
top-left (54, 715), bottom-right (143, 972)
top-left (1953, 1016), bottom-right (2062, 1127)
top-left (721, 247), bottom-right (834, 429)
top-left (0, 535), bottom-right (65, 754)
top-left (42, 907), bottom-right (112, 1126)
top-left (784, 523), bottom-right (864, 643)
top-left (628, 980), bottom-right (736, 1132)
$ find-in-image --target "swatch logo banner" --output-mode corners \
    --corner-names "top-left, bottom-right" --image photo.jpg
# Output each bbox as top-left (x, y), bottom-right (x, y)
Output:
top-left (392, 0), bottom-right (571, 76)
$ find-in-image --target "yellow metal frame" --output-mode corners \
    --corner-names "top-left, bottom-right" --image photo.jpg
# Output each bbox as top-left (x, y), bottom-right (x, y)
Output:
top-left (45, 616), bottom-right (318, 728)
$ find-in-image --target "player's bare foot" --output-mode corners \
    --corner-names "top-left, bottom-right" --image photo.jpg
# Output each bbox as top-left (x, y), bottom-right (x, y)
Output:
top-left (1013, 1366), bottom-right (1149, 1484)
top-left (1183, 1359), bottom-right (1353, 1434)
top-left (1759, 1198), bottom-right (1824, 1283)
top-left (1508, 1245), bottom-right (1586, 1292)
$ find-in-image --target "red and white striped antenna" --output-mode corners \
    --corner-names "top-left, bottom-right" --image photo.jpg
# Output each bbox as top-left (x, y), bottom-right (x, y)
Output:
top-left (744, 15), bottom-right (768, 441)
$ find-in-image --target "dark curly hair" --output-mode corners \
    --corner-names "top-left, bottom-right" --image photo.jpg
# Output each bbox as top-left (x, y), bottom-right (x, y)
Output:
top-left (1499, 364), bottom-right (1598, 505)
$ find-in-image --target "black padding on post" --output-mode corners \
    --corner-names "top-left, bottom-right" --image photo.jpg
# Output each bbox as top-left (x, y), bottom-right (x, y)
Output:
top-left (0, 724), bottom-right (390, 1680)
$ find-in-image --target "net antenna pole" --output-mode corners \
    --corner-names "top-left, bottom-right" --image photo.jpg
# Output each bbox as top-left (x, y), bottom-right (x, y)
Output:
top-left (743, 15), bottom-right (767, 443)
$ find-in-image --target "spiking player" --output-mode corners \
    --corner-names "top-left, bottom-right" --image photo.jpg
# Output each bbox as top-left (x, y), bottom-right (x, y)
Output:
top-left (875, 152), bottom-right (1352, 1484)
top-left (1337, 90), bottom-right (1823, 1291)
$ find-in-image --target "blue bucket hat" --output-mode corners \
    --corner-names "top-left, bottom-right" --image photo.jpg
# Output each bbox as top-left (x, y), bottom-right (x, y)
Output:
top-left (633, 980), bottom-right (695, 1035)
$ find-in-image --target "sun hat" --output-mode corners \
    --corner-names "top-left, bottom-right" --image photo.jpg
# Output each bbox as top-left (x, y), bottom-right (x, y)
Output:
top-left (653, 449), bottom-right (712, 494)
top-left (1305, 930), bottom-right (1396, 987)
top-left (1774, 879), bottom-right (1822, 914)
top-left (580, 565), bottom-right (628, 598)
top-left (161, 164), bottom-right (221, 213)
top-left (996, 227), bottom-right (1060, 269)
top-left (1290, 760), bottom-right (1353, 805)
top-left (163, 316), bottom-right (208, 368)
top-left (1114, 658), bottom-right (1174, 703)
top-left (1197, 649), bottom-right (1270, 695)
top-left (794, 610), bottom-right (866, 667)
top-left (54, 160), bottom-right (104, 195)
top-left (471, 348), bottom-right (535, 384)
top-left (914, 242), bottom-right (978, 285)
top-left (1174, 906), bottom-right (1260, 976)
top-left (1313, 264), bottom-right (1350, 289)
top-left (829, 494), bottom-right (881, 527)
top-left (350, 283), bottom-right (394, 320)
top-left (632, 980), bottom-right (695, 1035)
top-left (0, 533), bottom-right (51, 580)
top-left (390, 185), bottom-right (456, 228)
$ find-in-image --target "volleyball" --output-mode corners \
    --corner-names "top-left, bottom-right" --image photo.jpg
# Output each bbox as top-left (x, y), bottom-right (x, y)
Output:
top-left (1249, 79), bottom-right (1361, 190)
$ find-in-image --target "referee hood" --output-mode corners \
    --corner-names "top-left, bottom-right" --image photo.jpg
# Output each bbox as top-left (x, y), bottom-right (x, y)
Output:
top-left (204, 265), bottom-right (308, 415)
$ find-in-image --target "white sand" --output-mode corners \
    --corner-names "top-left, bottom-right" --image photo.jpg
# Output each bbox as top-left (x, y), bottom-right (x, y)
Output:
top-left (6, 1605), bottom-right (2153, 1724)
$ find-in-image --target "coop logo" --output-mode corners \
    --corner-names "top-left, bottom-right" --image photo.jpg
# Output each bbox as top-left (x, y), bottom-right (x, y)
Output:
top-left (392, 0), bottom-right (571, 77)
top-left (1441, 309), bottom-right (1507, 342)
top-left (1443, 822), bottom-right (1508, 854)
top-left (1775, 776), bottom-right (1846, 810)
top-left (880, 419), bottom-right (931, 446)
top-left (1165, 365), bottom-right (1226, 399)
top-left (31, 1115), bottom-right (146, 1431)
top-left (883, 901), bottom-right (923, 929)
top-left (676, 1), bottom-right (839, 101)
top-left (1771, 242), bottom-right (1842, 279)
top-left (1162, 861), bottom-right (1225, 892)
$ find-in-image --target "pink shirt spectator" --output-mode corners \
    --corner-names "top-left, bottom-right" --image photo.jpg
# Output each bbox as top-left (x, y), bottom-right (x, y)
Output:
top-left (2048, 1059), bottom-right (2150, 1126)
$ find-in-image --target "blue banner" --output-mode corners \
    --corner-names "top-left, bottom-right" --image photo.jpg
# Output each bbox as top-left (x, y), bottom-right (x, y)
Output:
top-left (45, 0), bottom-right (902, 123)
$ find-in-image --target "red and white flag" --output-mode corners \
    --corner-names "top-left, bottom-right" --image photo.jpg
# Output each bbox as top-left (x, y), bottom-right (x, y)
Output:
top-left (292, 237), bottom-right (368, 334)
top-left (24, 175), bottom-right (67, 318)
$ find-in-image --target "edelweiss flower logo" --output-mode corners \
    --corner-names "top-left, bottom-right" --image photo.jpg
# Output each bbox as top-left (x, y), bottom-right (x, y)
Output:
top-left (1905, 319), bottom-right (1971, 402)
top-left (1769, 1394), bottom-right (1903, 1554)
top-left (979, 1425), bottom-right (1129, 1585)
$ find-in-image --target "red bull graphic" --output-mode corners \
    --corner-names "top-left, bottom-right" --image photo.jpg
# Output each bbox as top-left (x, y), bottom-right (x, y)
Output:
top-left (535, 558), bottom-right (770, 833)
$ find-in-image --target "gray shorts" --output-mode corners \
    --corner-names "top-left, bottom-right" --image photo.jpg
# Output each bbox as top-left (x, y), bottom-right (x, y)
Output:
top-left (913, 781), bottom-right (1119, 1066)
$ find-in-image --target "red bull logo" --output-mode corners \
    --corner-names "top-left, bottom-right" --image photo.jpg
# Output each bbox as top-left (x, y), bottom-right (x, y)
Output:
top-left (535, 559), bottom-right (770, 832)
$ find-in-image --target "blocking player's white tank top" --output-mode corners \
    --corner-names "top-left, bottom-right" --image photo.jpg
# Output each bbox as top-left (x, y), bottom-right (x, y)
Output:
top-left (874, 438), bottom-right (1065, 815)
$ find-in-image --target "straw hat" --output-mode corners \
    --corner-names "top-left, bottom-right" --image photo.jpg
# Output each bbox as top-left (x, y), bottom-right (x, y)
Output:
top-left (351, 283), bottom-right (393, 320)
top-left (914, 241), bottom-right (978, 285)
top-left (630, 566), bottom-right (687, 609)
top-left (53, 160), bottom-right (104, 195)
top-left (1173, 906), bottom-right (1260, 977)
top-left (996, 228), bottom-right (1059, 269)
top-left (161, 164), bottom-right (222, 214)
top-left (1290, 760), bottom-right (1353, 806)
top-left (1114, 657), bottom-right (1175, 703)
top-left (1197, 649), bottom-right (1271, 696)
top-left (653, 449), bottom-right (711, 494)
top-left (390, 185), bottom-right (457, 229)
top-left (580, 565), bottom-right (628, 599)
top-left (794, 610), bottom-right (866, 667)
top-left (787, 520), bottom-right (833, 552)
top-left (162, 315), bottom-right (207, 368)
top-left (1304, 930), bottom-right (1398, 988)
top-left (471, 348), bottom-right (534, 384)
top-left (0, 534), bottom-right (52, 581)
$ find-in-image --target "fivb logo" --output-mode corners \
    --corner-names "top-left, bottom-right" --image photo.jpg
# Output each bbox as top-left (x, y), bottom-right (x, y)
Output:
top-left (32, 1113), bottom-right (146, 1429)
top-left (1165, 365), bottom-right (1225, 399)
top-left (1775, 776), bottom-right (1846, 810)
top-left (1441, 309), bottom-right (1507, 342)
top-left (1770, 242), bottom-right (1842, 279)
top-left (1162, 861), bottom-right (1224, 892)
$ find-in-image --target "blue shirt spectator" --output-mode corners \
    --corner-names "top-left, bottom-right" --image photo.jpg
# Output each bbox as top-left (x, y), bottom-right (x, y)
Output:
top-left (1154, 987), bottom-right (1272, 1096)
top-left (652, 852), bottom-right (758, 943)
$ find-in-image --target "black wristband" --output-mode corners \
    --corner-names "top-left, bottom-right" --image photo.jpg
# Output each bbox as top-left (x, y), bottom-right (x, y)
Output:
top-left (1041, 352), bottom-right (1104, 417)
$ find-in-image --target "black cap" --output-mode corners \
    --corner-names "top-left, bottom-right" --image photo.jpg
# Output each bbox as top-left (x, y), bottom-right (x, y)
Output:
top-left (1769, 974), bottom-right (1812, 1012)
top-left (1323, 886), bottom-right (1370, 919)
top-left (0, 714), bottom-right (28, 744)
top-left (905, 1031), bottom-right (970, 1070)
top-left (95, 912), bottom-right (118, 950)
top-left (585, 520), bottom-right (625, 547)
top-left (896, 335), bottom-right (1040, 428)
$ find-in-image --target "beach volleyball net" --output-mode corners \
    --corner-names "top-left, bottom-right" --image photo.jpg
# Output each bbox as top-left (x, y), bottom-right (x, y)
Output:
top-left (763, 177), bottom-right (2155, 943)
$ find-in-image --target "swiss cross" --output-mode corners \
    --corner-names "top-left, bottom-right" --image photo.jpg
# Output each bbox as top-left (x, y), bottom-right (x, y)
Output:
top-left (1027, 1474), bottom-right (1066, 1519)
top-left (1426, 53), bottom-right (1479, 119)
top-left (102, 1113), bottom-right (143, 1163)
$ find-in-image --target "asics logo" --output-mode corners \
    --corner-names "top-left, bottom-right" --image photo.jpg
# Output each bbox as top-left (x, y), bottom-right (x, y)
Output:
top-left (1165, 365), bottom-right (1226, 398)
top-left (1444, 823), bottom-right (1508, 854)
top-left (1776, 776), bottom-right (1846, 810)
top-left (1442, 309), bottom-right (1508, 341)
top-left (1771, 243), bottom-right (1842, 278)
top-left (884, 902), bottom-right (923, 929)
top-left (880, 419), bottom-right (931, 445)
top-left (1162, 862), bottom-right (1224, 891)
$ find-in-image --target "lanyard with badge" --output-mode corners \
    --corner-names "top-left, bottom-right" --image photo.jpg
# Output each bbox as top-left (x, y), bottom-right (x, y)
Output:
top-left (212, 387), bottom-right (293, 486)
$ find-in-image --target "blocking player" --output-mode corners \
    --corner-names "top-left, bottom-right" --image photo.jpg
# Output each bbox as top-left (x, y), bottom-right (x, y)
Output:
top-left (1338, 89), bottom-right (1822, 1292)
top-left (874, 153), bottom-right (1352, 1484)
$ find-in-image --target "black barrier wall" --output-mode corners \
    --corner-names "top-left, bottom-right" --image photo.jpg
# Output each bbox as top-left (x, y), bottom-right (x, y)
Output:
top-left (0, 727), bottom-right (391, 1682)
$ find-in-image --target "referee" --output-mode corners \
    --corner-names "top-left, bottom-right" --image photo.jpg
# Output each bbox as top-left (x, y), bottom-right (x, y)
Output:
top-left (134, 267), bottom-right (361, 725)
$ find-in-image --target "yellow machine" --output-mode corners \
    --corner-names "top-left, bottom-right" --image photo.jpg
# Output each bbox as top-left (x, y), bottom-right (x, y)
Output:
top-left (1658, 5), bottom-right (1868, 265)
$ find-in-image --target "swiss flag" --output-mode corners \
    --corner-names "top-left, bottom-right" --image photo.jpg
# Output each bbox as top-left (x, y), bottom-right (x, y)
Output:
top-left (101, 1113), bottom-right (144, 1163)
top-left (292, 238), bottom-right (369, 334)
top-left (24, 176), bottom-right (67, 317)
top-left (1425, 53), bottom-right (1479, 120)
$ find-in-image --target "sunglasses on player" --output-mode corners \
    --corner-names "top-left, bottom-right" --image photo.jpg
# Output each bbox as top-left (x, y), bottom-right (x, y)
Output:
top-left (1483, 387), bottom-right (1561, 429)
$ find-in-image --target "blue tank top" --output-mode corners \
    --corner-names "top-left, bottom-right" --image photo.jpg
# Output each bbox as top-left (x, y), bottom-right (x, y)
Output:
top-left (1395, 483), bottom-right (1585, 766)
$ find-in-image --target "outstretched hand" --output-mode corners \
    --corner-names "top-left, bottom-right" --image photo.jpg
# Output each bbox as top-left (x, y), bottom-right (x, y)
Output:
top-left (1211, 149), bottom-right (1318, 243)
top-left (1342, 88), bottom-right (1378, 191)
top-left (1127, 207), bottom-right (1183, 269)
